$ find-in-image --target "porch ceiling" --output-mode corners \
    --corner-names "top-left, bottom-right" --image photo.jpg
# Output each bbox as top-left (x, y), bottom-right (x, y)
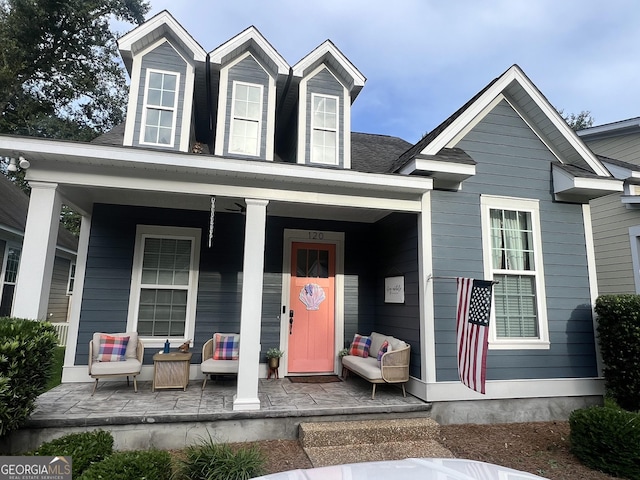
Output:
top-left (0, 136), bottom-right (432, 223)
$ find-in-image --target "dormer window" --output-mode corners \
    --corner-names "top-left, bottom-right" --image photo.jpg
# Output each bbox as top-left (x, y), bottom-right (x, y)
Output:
top-left (311, 93), bottom-right (339, 165)
top-left (229, 81), bottom-right (263, 156)
top-left (141, 69), bottom-right (180, 147)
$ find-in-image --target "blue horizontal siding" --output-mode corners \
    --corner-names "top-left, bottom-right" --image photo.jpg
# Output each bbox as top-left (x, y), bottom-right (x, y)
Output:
top-left (432, 99), bottom-right (597, 382)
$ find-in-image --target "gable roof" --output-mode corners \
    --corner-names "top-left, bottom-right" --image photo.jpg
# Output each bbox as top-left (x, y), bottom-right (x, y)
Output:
top-left (117, 10), bottom-right (207, 74)
top-left (293, 40), bottom-right (366, 100)
top-left (578, 117), bottom-right (640, 141)
top-left (0, 174), bottom-right (78, 252)
top-left (391, 64), bottom-right (611, 179)
top-left (208, 25), bottom-right (290, 75)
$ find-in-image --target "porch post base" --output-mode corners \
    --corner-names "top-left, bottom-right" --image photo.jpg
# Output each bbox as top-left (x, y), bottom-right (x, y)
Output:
top-left (232, 395), bottom-right (261, 411)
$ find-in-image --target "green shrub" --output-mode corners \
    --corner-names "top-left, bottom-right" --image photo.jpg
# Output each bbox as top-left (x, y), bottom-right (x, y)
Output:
top-left (176, 435), bottom-right (265, 480)
top-left (78, 450), bottom-right (172, 480)
top-left (594, 295), bottom-right (640, 411)
top-left (570, 405), bottom-right (640, 479)
top-left (31, 430), bottom-right (113, 475)
top-left (0, 317), bottom-right (58, 436)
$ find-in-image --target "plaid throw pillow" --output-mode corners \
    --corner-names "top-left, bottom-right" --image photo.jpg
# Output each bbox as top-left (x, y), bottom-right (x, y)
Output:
top-left (96, 335), bottom-right (129, 362)
top-left (377, 340), bottom-right (389, 362)
top-left (349, 334), bottom-right (371, 358)
top-left (213, 334), bottom-right (240, 360)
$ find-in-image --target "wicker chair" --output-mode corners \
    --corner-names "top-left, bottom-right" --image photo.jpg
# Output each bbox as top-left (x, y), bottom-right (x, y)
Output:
top-left (88, 332), bottom-right (144, 395)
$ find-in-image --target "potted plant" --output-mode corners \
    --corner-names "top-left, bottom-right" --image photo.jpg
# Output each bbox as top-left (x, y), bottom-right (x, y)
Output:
top-left (265, 347), bottom-right (284, 369)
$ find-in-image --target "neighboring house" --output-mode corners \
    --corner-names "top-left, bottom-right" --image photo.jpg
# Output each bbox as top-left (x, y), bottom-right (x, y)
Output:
top-left (0, 174), bottom-right (78, 321)
top-left (0, 11), bottom-right (623, 420)
top-left (578, 118), bottom-right (640, 294)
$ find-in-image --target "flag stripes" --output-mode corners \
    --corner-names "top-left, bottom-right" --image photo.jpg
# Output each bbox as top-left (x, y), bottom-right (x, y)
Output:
top-left (456, 277), bottom-right (493, 394)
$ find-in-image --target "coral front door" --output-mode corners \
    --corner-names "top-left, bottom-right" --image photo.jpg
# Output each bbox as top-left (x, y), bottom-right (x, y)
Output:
top-left (288, 242), bottom-right (335, 373)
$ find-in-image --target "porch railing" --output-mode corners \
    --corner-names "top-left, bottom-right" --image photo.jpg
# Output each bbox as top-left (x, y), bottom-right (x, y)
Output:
top-left (50, 322), bottom-right (69, 347)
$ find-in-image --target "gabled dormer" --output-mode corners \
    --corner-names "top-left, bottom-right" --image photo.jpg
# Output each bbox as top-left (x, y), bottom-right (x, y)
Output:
top-left (209, 27), bottom-right (290, 161)
top-left (118, 11), bottom-right (206, 152)
top-left (293, 41), bottom-right (366, 169)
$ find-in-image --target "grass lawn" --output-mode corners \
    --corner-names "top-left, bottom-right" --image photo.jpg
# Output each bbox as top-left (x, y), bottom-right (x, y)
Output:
top-left (45, 346), bottom-right (65, 392)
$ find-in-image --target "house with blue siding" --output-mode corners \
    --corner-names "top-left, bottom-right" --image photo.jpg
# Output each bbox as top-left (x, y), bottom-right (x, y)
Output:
top-left (578, 118), bottom-right (640, 295)
top-left (0, 11), bottom-right (623, 421)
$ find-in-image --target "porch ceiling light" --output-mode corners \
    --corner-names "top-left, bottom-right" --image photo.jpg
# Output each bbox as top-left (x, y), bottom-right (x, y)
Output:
top-left (4, 155), bottom-right (30, 172)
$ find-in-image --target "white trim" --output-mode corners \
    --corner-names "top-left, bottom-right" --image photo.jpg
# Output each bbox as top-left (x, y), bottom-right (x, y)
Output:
top-left (214, 66), bottom-right (229, 156)
top-left (310, 92), bottom-right (339, 165)
top-left (66, 261), bottom-right (76, 296)
top-left (266, 74), bottom-right (276, 161)
top-left (228, 81), bottom-right (264, 157)
top-left (0, 242), bottom-right (21, 315)
top-left (126, 225), bottom-right (201, 348)
top-left (418, 193), bottom-right (435, 383)
top-left (117, 10), bottom-right (206, 62)
top-left (293, 40), bottom-right (366, 88)
top-left (629, 225), bottom-right (640, 294)
top-left (280, 229), bottom-right (345, 378)
top-left (480, 195), bottom-right (550, 349)
top-left (296, 76), bottom-right (308, 164)
top-left (209, 26), bottom-right (289, 74)
top-left (179, 61), bottom-right (195, 152)
top-left (342, 83), bottom-right (351, 169)
top-left (138, 68), bottom-right (180, 148)
top-left (2, 134), bottom-right (433, 195)
top-left (583, 204), bottom-right (603, 377)
top-left (425, 377), bottom-right (604, 401)
top-left (62, 214), bottom-right (91, 381)
top-left (423, 65), bottom-right (610, 177)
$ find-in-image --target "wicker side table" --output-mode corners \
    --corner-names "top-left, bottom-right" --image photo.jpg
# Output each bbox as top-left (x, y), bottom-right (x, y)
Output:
top-left (152, 352), bottom-right (192, 392)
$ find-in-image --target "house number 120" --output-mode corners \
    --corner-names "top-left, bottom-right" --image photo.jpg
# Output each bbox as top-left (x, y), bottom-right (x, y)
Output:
top-left (308, 231), bottom-right (324, 240)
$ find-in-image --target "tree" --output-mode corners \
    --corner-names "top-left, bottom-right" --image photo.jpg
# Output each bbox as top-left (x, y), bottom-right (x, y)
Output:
top-left (0, 0), bottom-right (150, 139)
top-left (560, 110), bottom-right (594, 131)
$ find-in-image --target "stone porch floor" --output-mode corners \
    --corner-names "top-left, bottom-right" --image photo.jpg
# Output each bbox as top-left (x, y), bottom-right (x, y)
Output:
top-left (5, 376), bottom-right (431, 452)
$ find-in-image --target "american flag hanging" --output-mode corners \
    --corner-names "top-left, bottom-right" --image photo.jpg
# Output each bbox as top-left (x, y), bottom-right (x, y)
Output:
top-left (456, 277), bottom-right (493, 394)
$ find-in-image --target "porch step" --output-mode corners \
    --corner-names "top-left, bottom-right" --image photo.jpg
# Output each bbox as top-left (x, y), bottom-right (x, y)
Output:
top-left (299, 418), bottom-right (454, 467)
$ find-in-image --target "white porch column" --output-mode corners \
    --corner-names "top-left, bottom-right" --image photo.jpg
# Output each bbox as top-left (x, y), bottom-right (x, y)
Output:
top-left (417, 191), bottom-right (435, 398)
top-left (12, 182), bottom-right (61, 320)
top-left (234, 198), bottom-right (269, 411)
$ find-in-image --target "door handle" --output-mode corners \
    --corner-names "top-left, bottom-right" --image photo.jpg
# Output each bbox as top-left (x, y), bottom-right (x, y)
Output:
top-left (289, 309), bottom-right (294, 335)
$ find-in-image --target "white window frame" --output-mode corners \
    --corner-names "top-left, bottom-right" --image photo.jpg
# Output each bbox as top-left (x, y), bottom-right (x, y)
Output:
top-left (139, 68), bottom-right (180, 148)
top-left (310, 93), bottom-right (339, 165)
top-left (629, 225), bottom-right (640, 294)
top-left (228, 80), bottom-right (263, 157)
top-left (480, 195), bottom-right (550, 350)
top-left (0, 244), bottom-right (21, 315)
top-left (126, 225), bottom-right (201, 348)
top-left (66, 262), bottom-right (76, 295)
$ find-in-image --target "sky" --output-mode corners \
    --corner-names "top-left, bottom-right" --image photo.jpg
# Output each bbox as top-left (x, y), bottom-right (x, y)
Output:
top-left (115, 0), bottom-right (640, 144)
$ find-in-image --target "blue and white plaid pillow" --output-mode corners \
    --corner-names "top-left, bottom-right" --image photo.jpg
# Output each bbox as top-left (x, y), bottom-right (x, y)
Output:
top-left (96, 335), bottom-right (129, 362)
top-left (213, 333), bottom-right (240, 360)
top-left (349, 334), bottom-right (371, 358)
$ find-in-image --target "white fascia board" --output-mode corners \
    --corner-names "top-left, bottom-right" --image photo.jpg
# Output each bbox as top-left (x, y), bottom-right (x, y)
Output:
top-left (118, 11), bottom-right (206, 62)
top-left (423, 65), bottom-right (610, 177)
top-left (600, 160), bottom-right (640, 180)
top-left (0, 136), bottom-right (432, 195)
top-left (293, 40), bottom-right (366, 88)
top-left (400, 157), bottom-right (476, 177)
top-left (552, 164), bottom-right (623, 197)
top-left (578, 117), bottom-right (640, 138)
top-left (209, 26), bottom-right (289, 75)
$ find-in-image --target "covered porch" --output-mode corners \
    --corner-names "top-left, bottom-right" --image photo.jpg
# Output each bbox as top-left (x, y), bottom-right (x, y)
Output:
top-left (2, 136), bottom-right (436, 412)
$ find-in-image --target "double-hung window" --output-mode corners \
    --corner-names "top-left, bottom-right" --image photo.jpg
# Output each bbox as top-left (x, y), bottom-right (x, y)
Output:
top-left (480, 196), bottom-right (549, 349)
top-left (311, 93), bottom-right (338, 165)
top-left (230, 81), bottom-right (262, 156)
top-left (128, 226), bottom-right (200, 345)
top-left (141, 69), bottom-right (179, 146)
top-left (0, 246), bottom-right (21, 317)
